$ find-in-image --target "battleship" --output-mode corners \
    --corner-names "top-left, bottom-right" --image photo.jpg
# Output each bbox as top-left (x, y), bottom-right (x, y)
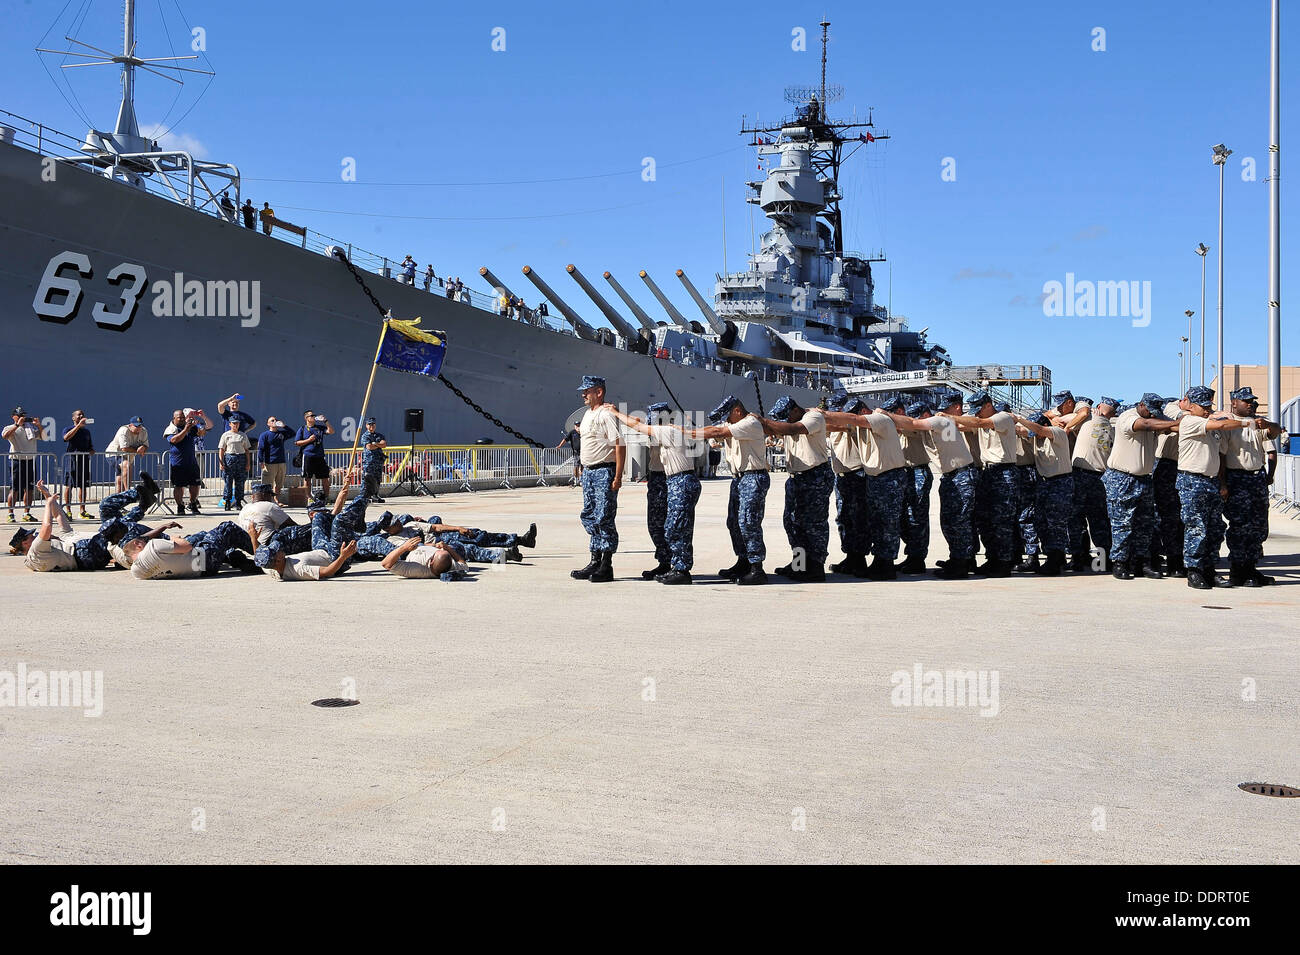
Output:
top-left (0, 6), bottom-right (959, 448)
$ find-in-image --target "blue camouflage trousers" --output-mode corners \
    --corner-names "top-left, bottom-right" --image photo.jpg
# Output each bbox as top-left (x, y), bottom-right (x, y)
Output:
top-left (1224, 468), bottom-right (1268, 562)
top-left (902, 465), bottom-right (933, 560)
top-left (99, 487), bottom-right (145, 525)
top-left (665, 471), bottom-right (701, 572)
top-left (353, 534), bottom-right (394, 561)
top-left (1150, 458), bottom-right (1183, 562)
top-left (222, 454), bottom-right (248, 507)
top-left (1034, 473), bottom-right (1074, 552)
top-left (431, 531), bottom-right (508, 563)
top-left (361, 511), bottom-right (394, 537)
top-left (783, 463), bottom-right (834, 567)
top-left (866, 467), bottom-right (907, 561)
top-left (184, 520), bottom-right (253, 575)
top-left (975, 465), bottom-right (1019, 562)
top-left (727, 471), bottom-right (769, 564)
top-left (1016, 465), bottom-right (1040, 556)
top-left (1177, 471), bottom-right (1225, 569)
top-left (938, 465), bottom-right (978, 560)
top-left (312, 495), bottom-right (369, 558)
top-left (270, 523), bottom-right (313, 554)
top-left (1102, 469), bottom-right (1154, 563)
top-left (579, 463), bottom-right (619, 553)
top-left (834, 469), bottom-right (869, 556)
top-left (1070, 468), bottom-right (1112, 558)
top-left (646, 470), bottom-right (669, 563)
top-left (72, 533), bottom-right (113, 570)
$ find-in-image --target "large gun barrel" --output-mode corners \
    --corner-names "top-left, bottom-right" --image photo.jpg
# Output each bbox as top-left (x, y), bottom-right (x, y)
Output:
top-left (638, 270), bottom-right (691, 329)
top-left (479, 266), bottom-right (518, 302)
top-left (603, 271), bottom-right (658, 332)
top-left (521, 265), bottom-right (597, 341)
top-left (675, 268), bottom-right (728, 336)
top-left (566, 265), bottom-right (638, 341)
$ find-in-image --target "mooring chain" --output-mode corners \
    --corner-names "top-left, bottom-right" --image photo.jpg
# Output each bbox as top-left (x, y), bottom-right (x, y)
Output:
top-left (332, 250), bottom-right (545, 448)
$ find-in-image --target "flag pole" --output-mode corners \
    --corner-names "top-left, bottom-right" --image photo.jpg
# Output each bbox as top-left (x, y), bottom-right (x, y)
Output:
top-left (348, 317), bottom-right (389, 475)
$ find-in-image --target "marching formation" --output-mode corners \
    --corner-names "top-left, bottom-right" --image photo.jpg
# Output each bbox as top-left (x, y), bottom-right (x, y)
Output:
top-left (567, 375), bottom-right (1283, 591)
top-left (8, 471), bottom-right (539, 583)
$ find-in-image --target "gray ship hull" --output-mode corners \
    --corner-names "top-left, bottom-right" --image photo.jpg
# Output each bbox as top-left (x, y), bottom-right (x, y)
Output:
top-left (0, 141), bottom-right (820, 446)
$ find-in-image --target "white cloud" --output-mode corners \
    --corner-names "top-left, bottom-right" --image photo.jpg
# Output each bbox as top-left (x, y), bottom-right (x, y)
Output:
top-left (143, 125), bottom-right (208, 158)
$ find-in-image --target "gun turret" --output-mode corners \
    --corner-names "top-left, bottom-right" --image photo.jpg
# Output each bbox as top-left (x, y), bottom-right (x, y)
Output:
top-left (674, 268), bottom-right (728, 336)
top-left (638, 270), bottom-right (691, 329)
top-left (566, 265), bottom-right (638, 341)
top-left (602, 271), bottom-right (658, 332)
top-left (521, 266), bottom-right (597, 341)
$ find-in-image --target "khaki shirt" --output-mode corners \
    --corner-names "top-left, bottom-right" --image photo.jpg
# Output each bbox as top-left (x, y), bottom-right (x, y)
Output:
top-left (1073, 415), bottom-right (1115, 472)
top-left (828, 429), bottom-right (863, 474)
top-left (901, 430), bottom-right (931, 467)
top-left (131, 539), bottom-right (203, 579)
top-left (783, 409), bottom-right (829, 473)
top-left (921, 416), bottom-right (974, 474)
top-left (271, 549), bottom-right (333, 581)
top-left (1035, 427), bottom-right (1073, 478)
top-left (1222, 416), bottom-right (1267, 471)
top-left (578, 407), bottom-right (620, 467)
top-left (977, 412), bottom-right (1018, 465)
top-left (724, 415), bottom-right (768, 473)
top-left (1014, 431), bottom-right (1035, 467)
top-left (1107, 408), bottom-right (1158, 477)
top-left (649, 425), bottom-right (692, 476)
top-left (1176, 416), bottom-right (1219, 478)
top-left (1154, 402), bottom-right (1184, 461)
top-left (23, 536), bottom-right (80, 572)
top-left (861, 413), bottom-right (907, 475)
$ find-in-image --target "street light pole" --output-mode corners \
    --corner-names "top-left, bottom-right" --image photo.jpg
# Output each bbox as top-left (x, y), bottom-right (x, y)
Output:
top-left (1195, 242), bottom-right (1209, 385)
top-left (1183, 311), bottom-right (1194, 392)
top-left (1267, 0), bottom-right (1281, 421)
top-left (1212, 144), bottom-right (1232, 408)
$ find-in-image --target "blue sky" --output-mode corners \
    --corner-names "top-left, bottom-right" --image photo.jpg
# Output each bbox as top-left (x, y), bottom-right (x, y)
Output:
top-left (7, 0), bottom-right (1296, 401)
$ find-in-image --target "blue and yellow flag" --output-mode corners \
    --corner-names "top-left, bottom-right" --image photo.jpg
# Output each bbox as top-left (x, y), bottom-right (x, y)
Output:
top-left (375, 318), bottom-right (446, 378)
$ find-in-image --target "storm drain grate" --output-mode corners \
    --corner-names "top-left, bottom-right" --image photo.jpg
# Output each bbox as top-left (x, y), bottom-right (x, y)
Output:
top-left (311, 698), bottom-right (360, 708)
top-left (1238, 782), bottom-right (1300, 798)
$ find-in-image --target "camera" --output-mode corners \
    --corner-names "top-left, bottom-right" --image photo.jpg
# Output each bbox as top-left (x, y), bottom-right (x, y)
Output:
top-left (313, 415), bottom-right (327, 425)
top-left (84, 418), bottom-right (95, 424)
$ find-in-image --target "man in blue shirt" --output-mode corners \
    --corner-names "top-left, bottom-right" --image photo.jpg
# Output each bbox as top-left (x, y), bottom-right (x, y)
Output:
top-left (359, 417), bottom-right (387, 502)
top-left (294, 409), bottom-right (335, 500)
top-left (167, 408), bottom-right (206, 514)
top-left (257, 415), bottom-right (297, 498)
top-left (62, 409), bottom-right (95, 518)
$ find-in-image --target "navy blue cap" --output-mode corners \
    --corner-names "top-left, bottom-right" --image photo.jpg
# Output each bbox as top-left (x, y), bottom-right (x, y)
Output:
top-left (906, 398), bottom-right (933, 417)
top-left (365, 416), bottom-right (377, 424)
top-left (1074, 395), bottom-right (1093, 406)
top-left (1230, 386), bottom-right (1259, 403)
top-left (879, 393), bottom-right (906, 413)
top-left (936, 390), bottom-right (964, 410)
top-left (577, 375), bottom-right (606, 394)
top-left (708, 395), bottom-right (741, 423)
top-left (824, 394), bottom-right (847, 412)
top-left (128, 416), bottom-right (144, 425)
top-left (1050, 389), bottom-right (1075, 406)
top-left (993, 401), bottom-right (1011, 414)
top-left (1185, 385), bottom-right (1215, 408)
top-left (645, 402), bottom-right (671, 416)
top-left (843, 396), bottom-right (868, 414)
top-left (249, 483), bottom-right (272, 495)
top-left (1029, 411), bottom-right (1052, 426)
top-left (1138, 392), bottom-right (1169, 418)
top-left (393, 513), bottom-right (415, 526)
top-left (253, 541), bottom-right (280, 567)
top-left (9, 527), bottom-right (34, 552)
top-left (767, 396), bottom-right (795, 419)
top-left (967, 390), bottom-right (992, 412)
top-left (1098, 395), bottom-right (1121, 408)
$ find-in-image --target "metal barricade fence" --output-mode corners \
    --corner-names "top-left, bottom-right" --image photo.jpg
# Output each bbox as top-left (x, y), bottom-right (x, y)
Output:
top-left (1, 452), bottom-right (60, 511)
top-left (1272, 454), bottom-right (1299, 516)
top-left (58, 451), bottom-right (169, 509)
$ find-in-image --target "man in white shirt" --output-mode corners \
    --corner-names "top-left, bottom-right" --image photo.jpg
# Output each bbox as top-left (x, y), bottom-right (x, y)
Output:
top-left (967, 390), bottom-right (1021, 577)
top-left (4, 406), bottom-right (41, 523)
top-left (913, 391), bottom-right (987, 579)
top-left (1068, 395), bottom-right (1118, 571)
top-left (1102, 392), bottom-right (1181, 580)
top-left (674, 394), bottom-right (769, 585)
top-left (823, 394), bottom-right (869, 578)
top-left (570, 376), bottom-right (624, 583)
top-left (760, 395), bottom-right (833, 582)
top-left (380, 537), bottom-right (468, 580)
top-left (253, 539), bottom-right (357, 581)
top-left (105, 416), bottom-right (150, 492)
top-left (218, 417), bottom-right (254, 511)
top-left (237, 483), bottom-right (296, 552)
top-left (633, 401), bottom-right (673, 580)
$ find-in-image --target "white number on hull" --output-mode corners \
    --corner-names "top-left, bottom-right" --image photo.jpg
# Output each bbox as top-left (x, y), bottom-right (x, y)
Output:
top-left (91, 263), bottom-right (148, 331)
top-left (33, 251), bottom-right (91, 323)
top-left (34, 252), bottom-right (148, 331)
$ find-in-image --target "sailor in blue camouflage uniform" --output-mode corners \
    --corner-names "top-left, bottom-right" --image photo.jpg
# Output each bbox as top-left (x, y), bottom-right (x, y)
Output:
top-left (359, 417), bottom-right (388, 503)
top-left (825, 394), bottom-right (870, 577)
top-left (845, 393), bottom-right (920, 580)
top-left (97, 473), bottom-right (160, 526)
top-left (915, 391), bottom-right (982, 578)
top-left (1066, 395), bottom-right (1116, 571)
top-left (1103, 392), bottom-right (1179, 580)
top-left (968, 391), bottom-right (1020, 576)
top-left (310, 483), bottom-right (370, 562)
top-left (640, 402), bottom-right (673, 579)
top-left (10, 481), bottom-right (130, 571)
top-left (268, 495), bottom-right (333, 555)
top-left (1013, 411), bottom-right (1074, 574)
top-left (762, 396), bottom-right (834, 582)
top-left (570, 375), bottom-right (624, 583)
top-left (181, 521), bottom-right (257, 575)
top-left (1221, 386), bottom-right (1284, 587)
top-left (1006, 400), bottom-right (1041, 573)
top-left (688, 395), bottom-right (770, 585)
top-left (897, 397), bottom-right (934, 574)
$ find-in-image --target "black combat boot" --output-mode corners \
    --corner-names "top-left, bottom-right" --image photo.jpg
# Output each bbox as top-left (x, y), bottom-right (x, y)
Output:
top-left (1014, 554), bottom-right (1040, 574)
top-left (1111, 559), bottom-right (1133, 580)
top-left (225, 551), bottom-right (264, 575)
top-left (736, 564), bottom-right (768, 585)
top-left (864, 557), bottom-right (897, 580)
top-left (589, 552), bottom-right (614, 583)
top-left (641, 561), bottom-right (671, 580)
top-left (658, 569), bottom-right (692, 585)
top-left (136, 473), bottom-right (159, 511)
top-left (774, 562), bottom-right (797, 578)
top-left (1204, 563), bottom-right (1233, 588)
top-left (570, 552), bottom-right (600, 579)
top-left (1249, 561), bottom-right (1275, 587)
top-left (1040, 550), bottom-right (1065, 576)
top-left (935, 560), bottom-right (971, 579)
top-left (503, 546), bottom-right (523, 563)
top-left (794, 564), bottom-right (826, 583)
top-left (982, 559), bottom-right (1013, 578)
top-left (1137, 559), bottom-right (1164, 580)
top-left (896, 555), bottom-right (926, 574)
top-left (517, 523), bottom-right (538, 548)
top-left (719, 557), bottom-right (750, 580)
top-left (1229, 562), bottom-right (1255, 587)
top-left (1167, 555), bottom-right (1188, 578)
top-left (1186, 568), bottom-right (1211, 589)
top-left (1068, 552), bottom-right (1091, 572)
top-left (829, 555), bottom-right (855, 574)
